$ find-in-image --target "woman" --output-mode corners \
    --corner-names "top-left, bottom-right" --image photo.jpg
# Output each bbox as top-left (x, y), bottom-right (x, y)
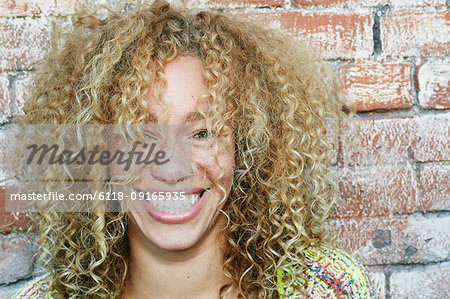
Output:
top-left (13, 1), bottom-right (376, 298)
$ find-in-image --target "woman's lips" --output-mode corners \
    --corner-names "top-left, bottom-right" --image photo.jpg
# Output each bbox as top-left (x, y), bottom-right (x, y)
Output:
top-left (139, 189), bottom-right (208, 224)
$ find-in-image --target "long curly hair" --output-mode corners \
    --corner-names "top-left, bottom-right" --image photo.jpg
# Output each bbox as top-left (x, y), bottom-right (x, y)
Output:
top-left (16, 0), bottom-right (351, 297)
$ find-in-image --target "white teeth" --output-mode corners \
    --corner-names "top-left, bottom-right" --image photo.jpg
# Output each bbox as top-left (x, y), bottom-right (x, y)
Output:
top-left (190, 194), bottom-right (200, 205)
top-left (148, 192), bottom-right (203, 213)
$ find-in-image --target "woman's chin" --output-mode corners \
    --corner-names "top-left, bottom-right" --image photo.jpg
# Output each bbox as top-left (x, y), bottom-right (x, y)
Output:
top-left (127, 191), bottom-right (227, 253)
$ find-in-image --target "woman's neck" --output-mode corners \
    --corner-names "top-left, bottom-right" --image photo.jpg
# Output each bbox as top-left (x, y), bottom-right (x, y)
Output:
top-left (123, 217), bottom-right (235, 299)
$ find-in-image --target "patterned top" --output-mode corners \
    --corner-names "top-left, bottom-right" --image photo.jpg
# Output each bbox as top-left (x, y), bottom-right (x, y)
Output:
top-left (277, 246), bottom-right (376, 298)
top-left (12, 246), bottom-right (376, 298)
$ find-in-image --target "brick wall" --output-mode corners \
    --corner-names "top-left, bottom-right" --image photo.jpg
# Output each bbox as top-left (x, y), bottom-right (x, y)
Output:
top-left (0, 0), bottom-right (448, 298)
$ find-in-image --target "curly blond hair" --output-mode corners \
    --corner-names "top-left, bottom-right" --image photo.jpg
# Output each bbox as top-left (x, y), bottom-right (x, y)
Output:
top-left (17, 1), bottom-right (351, 297)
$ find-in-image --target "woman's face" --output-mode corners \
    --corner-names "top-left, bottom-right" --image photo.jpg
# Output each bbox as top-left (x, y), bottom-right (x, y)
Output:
top-left (112, 55), bottom-right (235, 252)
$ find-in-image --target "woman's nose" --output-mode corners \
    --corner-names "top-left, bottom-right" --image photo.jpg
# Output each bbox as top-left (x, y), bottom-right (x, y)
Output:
top-left (148, 140), bottom-right (193, 184)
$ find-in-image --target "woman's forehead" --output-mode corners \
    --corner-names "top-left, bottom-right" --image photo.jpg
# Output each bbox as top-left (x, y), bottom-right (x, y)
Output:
top-left (145, 55), bottom-right (212, 123)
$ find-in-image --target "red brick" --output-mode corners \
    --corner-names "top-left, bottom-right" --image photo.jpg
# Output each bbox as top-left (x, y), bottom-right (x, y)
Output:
top-left (55, 0), bottom-right (282, 14)
top-left (47, 0), bottom-right (450, 13)
top-left (419, 163), bottom-right (450, 212)
top-left (330, 164), bottom-right (419, 218)
top-left (187, 0), bottom-right (283, 7)
top-left (0, 187), bottom-right (31, 233)
top-left (415, 114), bottom-right (450, 162)
top-left (0, 0), bottom-right (54, 17)
top-left (53, 0), bottom-right (121, 15)
top-left (341, 114), bottom-right (450, 165)
top-left (294, 0), bottom-right (445, 7)
top-left (0, 75), bottom-right (12, 123)
top-left (15, 75), bottom-right (34, 115)
top-left (390, 262), bottom-right (450, 298)
top-left (386, 0), bottom-right (446, 5)
top-left (338, 60), bottom-right (413, 111)
top-left (294, 0), bottom-right (355, 6)
top-left (331, 215), bottom-right (450, 265)
top-left (382, 8), bottom-right (450, 56)
top-left (283, 11), bottom-right (374, 59)
top-left (341, 116), bottom-right (416, 166)
top-left (240, 10), bottom-right (373, 59)
top-left (0, 127), bottom-right (18, 182)
top-left (0, 126), bottom-right (31, 233)
top-left (54, 0), bottom-right (109, 15)
top-left (417, 58), bottom-right (450, 109)
top-left (0, 18), bottom-right (50, 71)
top-left (0, 233), bottom-right (34, 284)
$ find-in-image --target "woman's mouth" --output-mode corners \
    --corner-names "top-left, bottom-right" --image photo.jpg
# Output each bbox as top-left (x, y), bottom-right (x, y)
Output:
top-left (147, 189), bottom-right (205, 213)
top-left (135, 189), bottom-right (208, 224)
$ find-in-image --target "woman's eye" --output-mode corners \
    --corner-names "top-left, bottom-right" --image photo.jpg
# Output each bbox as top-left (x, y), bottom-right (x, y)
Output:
top-left (193, 129), bottom-right (211, 139)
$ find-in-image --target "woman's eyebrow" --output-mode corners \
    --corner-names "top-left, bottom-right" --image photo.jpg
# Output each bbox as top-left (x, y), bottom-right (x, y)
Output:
top-left (146, 111), bottom-right (205, 123)
top-left (183, 112), bottom-right (205, 123)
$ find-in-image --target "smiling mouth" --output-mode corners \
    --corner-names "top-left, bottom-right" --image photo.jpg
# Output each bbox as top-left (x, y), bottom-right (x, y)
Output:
top-left (136, 189), bottom-right (206, 213)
